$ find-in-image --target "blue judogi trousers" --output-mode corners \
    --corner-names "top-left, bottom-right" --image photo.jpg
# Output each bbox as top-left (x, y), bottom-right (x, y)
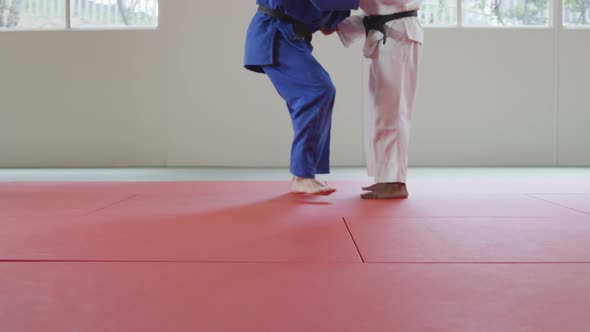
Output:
top-left (262, 35), bottom-right (336, 178)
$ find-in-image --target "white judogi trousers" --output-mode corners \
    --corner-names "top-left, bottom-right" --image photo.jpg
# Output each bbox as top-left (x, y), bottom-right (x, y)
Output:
top-left (338, 1), bottom-right (423, 183)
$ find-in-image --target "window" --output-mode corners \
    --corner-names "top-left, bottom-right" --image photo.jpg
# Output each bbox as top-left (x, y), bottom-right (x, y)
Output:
top-left (0, 0), bottom-right (157, 29)
top-left (421, 0), bottom-right (459, 25)
top-left (0, 0), bottom-right (66, 29)
top-left (463, 0), bottom-right (550, 26)
top-left (563, 0), bottom-right (590, 26)
top-left (71, 0), bottom-right (158, 28)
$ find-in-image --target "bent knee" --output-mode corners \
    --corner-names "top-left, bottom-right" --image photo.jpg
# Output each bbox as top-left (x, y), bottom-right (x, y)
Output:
top-left (313, 78), bottom-right (336, 100)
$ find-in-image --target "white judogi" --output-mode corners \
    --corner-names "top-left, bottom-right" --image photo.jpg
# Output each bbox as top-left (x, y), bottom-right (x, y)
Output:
top-left (338, 0), bottom-right (423, 183)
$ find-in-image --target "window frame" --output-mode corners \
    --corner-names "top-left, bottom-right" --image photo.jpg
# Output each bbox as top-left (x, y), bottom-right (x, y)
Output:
top-left (1, 0), bottom-right (589, 31)
top-left (422, 0), bottom-right (590, 28)
top-left (0, 0), bottom-right (159, 31)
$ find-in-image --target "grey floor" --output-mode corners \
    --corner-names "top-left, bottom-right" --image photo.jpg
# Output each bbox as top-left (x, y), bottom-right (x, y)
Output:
top-left (0, 167), bottom-right (589, 184)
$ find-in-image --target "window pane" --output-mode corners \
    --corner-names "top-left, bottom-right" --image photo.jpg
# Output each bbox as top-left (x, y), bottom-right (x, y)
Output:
top-left (0, 0), bottom-right (65, 29)
top-left (463, 0), bottom-right (550, 26)
top-left (563, 0), bottom-right (590, 26)
top-left (70, 0), bottom-right (158, 28)
top-left (421, 0), bottom-right (458, 25)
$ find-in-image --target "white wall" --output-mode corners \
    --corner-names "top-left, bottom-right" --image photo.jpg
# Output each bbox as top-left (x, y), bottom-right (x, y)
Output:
top-left (0, 30), bottom-right (167, 167)
top-left (0, 1), bottom-right (588, 167)
top-left (411, 28), bottom-right (557, 166)
top-left (558, 29), bottom-right (590, 166)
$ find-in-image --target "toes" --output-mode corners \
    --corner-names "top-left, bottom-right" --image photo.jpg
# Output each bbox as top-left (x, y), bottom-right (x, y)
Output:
top-left (361, 192), bottom-right (380, 199)
top-left (291, 186), bottom-right (336, 196)
top-left (316, 186), bottom-right (336, 195)
top-left (290, 178), bottom-right (336, 196)
top-left (361, 191), bottom-right (409, 200)
top-left (294, 189), bottom-right (335, 196)
top-left (317, 190), bottom-right (336, 196)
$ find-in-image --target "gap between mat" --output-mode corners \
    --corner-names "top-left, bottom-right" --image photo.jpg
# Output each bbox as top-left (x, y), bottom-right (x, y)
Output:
top-left (342, 217), bottom-right (365, 263)
top-left (526, 194), bottom-right (590, 216)
top-left (82, 193), bottom-right (140, 216)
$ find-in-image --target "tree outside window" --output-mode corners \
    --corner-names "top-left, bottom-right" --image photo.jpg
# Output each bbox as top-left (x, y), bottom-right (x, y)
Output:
top-left (0, 0), bottom-right (158, 29)
top-left (564, 0), bottom-right (590, 25)
top-left (463, 0), bottom-right (550, 26)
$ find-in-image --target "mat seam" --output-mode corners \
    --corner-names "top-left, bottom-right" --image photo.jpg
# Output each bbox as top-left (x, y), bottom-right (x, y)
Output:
top-left (82, 193), bottom-right (140, 216)
top-left (342, 217), bottom-right (365, 263)
top-left (526, 194), bottom-right (590, 216)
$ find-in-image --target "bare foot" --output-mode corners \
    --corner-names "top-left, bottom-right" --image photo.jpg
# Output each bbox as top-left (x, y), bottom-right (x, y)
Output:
top-left (362, 183), bottom-right (388, 192)
top-left (291, 177), bottom-right (336, 195)
top-left (361, 183), bottom-right (409, 200)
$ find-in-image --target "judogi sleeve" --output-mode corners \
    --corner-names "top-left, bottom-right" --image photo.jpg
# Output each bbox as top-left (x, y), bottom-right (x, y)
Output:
top-left (309, 0), bottom-right (361, 29)
top-left (309, 0), bottom-right (360, 10)
top-left (337, 15), bottom-right (365, 48)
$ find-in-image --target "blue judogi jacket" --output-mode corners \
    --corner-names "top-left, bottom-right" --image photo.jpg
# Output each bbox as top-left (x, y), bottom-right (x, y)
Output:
top-left (244, 0), bottom-right (360, 73)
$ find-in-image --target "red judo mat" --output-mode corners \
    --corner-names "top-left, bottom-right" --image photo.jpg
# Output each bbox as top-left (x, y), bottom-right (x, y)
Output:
top-left (1, 181), bottom-right (590, 331)
top-left (2, 262), bottom-right (590, 332)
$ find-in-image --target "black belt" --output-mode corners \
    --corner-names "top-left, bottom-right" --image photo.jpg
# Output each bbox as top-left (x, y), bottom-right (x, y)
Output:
top-left (363, 10), bottom-right (418, 44)
top-left (257, 5), bottom-right (312, 42)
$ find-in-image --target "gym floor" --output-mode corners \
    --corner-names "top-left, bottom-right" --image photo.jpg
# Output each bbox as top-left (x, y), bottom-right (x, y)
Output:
top-left (1, 167), bottom-right (589, 331)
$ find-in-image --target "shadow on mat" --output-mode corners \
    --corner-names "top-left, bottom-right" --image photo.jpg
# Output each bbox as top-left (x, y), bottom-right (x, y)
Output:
top-left (16, 191), bottom-right (364, 262)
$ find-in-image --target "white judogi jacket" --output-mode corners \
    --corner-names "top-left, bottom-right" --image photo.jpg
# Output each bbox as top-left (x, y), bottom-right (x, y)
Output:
top-left (337, 0), bottom-right (424, 183)
top-left (337, 0), bottom-right (424, 58)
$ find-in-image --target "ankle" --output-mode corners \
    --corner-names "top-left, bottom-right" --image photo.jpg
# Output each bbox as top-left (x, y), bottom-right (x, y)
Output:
top-left (293, 176), bottom-right (315, 182)
top-left (383, 182), bottom-right (407, 189)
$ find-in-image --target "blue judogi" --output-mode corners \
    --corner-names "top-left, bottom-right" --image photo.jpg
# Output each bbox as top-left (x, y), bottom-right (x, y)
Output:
top-left (244, 0), bottom-right (359, 178)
